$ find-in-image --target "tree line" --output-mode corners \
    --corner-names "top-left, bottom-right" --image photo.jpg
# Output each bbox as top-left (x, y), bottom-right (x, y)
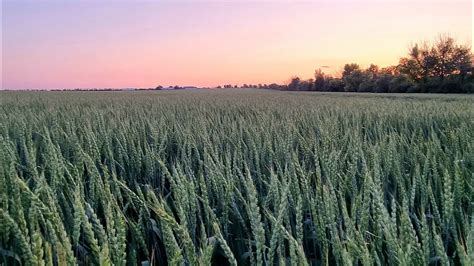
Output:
top-left (287, 36), bottom-right (473, 93)
top-left (215, 35), bottom-right (473, 93)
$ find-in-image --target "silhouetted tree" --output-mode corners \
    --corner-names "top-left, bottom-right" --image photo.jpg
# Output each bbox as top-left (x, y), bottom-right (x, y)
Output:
top-left (374, 74), bottom-right (392, 93)
top-left (389, 75), bottom-right (415, 93)
top-left (342, 63), bottom-right (360, 77)
top-left (267, 83), bottom-right (281, 90)
top-left (301, 79), bottom-right (314, 91)
top-left (358, 79), bottom-right (376, 92)
top-left (314, 69), bottom-right (326, 91)
top-left (399, 35), bottom-right (471, 82)
top-left (326, 78), bottom-right (344, 92)
top-left (380, 65), bottom-right (400, 75)
top-left (343, 69), bottom-right (370, 92)
top-left (288, 77), bottom-right (301, 91)
top-left (366, 64), bottom-right (379, 77)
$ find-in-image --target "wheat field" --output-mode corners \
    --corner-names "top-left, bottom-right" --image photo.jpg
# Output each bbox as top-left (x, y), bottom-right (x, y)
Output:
top-left (1, 90), bottom-right (473, 265)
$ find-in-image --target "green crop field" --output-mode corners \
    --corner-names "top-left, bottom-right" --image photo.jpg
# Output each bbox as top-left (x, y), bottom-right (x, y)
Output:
top-left (1, 90), bottom-right (473, 265)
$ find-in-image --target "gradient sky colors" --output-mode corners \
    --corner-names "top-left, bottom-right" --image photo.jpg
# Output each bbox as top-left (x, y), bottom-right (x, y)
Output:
top-left (1, 0), bottom-right (472, 89)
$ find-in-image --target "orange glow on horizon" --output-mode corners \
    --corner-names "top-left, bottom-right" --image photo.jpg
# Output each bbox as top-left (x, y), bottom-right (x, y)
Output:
top-left (2, 0), bottom-right (472, 89)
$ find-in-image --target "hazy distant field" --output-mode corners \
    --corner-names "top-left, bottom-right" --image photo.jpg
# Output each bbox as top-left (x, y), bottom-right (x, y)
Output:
top-left (1, 90), bottom-right (473, 265)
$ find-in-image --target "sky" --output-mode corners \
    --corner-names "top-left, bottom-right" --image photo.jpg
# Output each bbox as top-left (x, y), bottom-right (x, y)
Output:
top-left (1, 0), bottom-right (472, 89)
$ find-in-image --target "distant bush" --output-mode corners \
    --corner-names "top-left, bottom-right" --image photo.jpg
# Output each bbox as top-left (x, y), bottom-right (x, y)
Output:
top-left (461, 82), bottom-right (474, 93)
top-left (374, 74), bottom-right (392, 93)
top-left (389, 75), bottom-right (415, 93)
top-left (343, 70), bottom-right (368, 92)
top-left (358, 80), bottom-right (376, 92)
top-left (325, 78), bottom-right (344, 92)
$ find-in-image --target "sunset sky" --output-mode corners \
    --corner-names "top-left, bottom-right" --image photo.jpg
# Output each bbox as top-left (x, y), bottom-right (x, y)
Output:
top-left (1, 0), bottom-right (472, 89)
